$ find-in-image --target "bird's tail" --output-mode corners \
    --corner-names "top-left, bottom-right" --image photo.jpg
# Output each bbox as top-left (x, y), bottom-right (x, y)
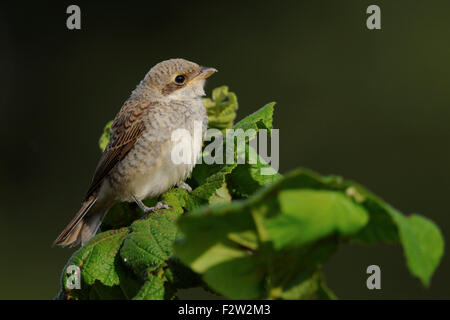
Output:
top-left (53, 195), bottom-right (106, 247)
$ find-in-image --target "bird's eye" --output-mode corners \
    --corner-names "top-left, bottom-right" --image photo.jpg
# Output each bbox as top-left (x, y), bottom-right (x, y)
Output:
top-left (175, 75), bottom-right (185, 84)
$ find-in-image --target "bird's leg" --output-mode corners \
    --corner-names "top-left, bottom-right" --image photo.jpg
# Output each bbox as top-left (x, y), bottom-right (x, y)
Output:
top-left (177, 181), bottom-right (192, 193)
top-left (132, 195), bottom-right (171, 215)
top-left (150, 201), bottom-right (172, 213)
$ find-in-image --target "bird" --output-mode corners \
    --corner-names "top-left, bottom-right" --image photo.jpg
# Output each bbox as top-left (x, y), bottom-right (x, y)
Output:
top-left (54, 58), bottom-right (217, 247)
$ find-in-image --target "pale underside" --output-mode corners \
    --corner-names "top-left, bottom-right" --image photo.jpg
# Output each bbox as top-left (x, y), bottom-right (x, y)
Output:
top-left (98, 131), bottom-right (201, 204)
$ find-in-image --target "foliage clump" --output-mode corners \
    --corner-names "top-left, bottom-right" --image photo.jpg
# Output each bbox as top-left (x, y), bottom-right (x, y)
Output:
top-left (56, 86), bottom-right (444, 300)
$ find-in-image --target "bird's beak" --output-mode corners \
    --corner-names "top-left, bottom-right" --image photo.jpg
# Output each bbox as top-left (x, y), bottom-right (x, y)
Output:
top-left (195, 67), bottom-right (218, 80)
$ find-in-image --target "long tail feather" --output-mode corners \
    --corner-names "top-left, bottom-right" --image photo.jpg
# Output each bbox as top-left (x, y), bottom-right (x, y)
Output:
top-left (53, 195), bottom-right (98, 247)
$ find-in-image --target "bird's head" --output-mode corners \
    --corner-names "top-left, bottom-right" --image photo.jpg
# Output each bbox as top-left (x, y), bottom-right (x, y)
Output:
top-left (140, 58), bottom-right (217, 100)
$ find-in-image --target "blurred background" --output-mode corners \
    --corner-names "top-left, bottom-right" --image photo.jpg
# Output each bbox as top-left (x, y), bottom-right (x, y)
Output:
top-left (0, 0), bottom-right (449, 299)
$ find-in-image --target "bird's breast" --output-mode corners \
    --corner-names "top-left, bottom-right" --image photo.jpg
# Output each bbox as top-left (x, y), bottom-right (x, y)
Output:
top-left (126, 127), bottom-right (202, 200)
top-left (108, 100), bottom-right (207, 202)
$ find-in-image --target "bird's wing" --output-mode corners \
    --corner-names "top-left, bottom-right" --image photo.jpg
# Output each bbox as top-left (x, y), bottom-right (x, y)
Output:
top-left (84, 100), bottom-right (153, 199)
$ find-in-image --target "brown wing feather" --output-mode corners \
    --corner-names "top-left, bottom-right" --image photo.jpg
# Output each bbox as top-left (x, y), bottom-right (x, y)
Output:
top-left (84, 100), bottom-right (152, 199)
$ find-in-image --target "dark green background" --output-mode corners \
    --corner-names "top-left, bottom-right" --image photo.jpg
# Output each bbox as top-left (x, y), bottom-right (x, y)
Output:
top-left (0, 0), bottom-right (448, 299)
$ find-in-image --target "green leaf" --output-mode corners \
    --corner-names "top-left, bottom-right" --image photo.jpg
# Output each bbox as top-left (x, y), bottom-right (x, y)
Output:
top-left (119, 188), bottom-right (187, 277)
top-left (344, 184), bottom-right (399, 244)
top-left (268, 239), bottom-right (338, 299)
top-left (89, 282), bottom-right (126, 300)
top-left (192, 102), bottom-right (278, 203)
top-left (343, 183), bottom-right (444, 285)
top-left (265, 190), bottom-right (369, 249)
top-left (176, 167), bottom-right (444, 299)
top-left (212, 85), bottom-right (229, 102)
top-left (165, 257), bottom-right (203, 290)
top-left (233, 102), bottom-right (275, 134)
top-left (227, 146), bottom-right (281, 198)
top-left (278, 272), bottom-right (337, 300)
top-left (176, 169), bottom-right (359, 299)
top-left (99, 120), bottom-right (113, 152)
top-left (191, 163), bottom-right (237, 204)
top-left (102, 202), bottom-right (142, 229)
top-left (63, 228), bottom-right (129, 288)
top-left (202, 86), bottom-right (238, 130)
top-left (203, 256), bottom-right (265, 299)
top-left (388, 209), bottom-right (444, 287)
top-left (133, 275), bottom-right (165, 300)
top-left (209, 183), bottom-right (232, 204)
top-left (176, 204), bottom-right (257, 274)
top-left (175, 203), bottom-right (263, 299)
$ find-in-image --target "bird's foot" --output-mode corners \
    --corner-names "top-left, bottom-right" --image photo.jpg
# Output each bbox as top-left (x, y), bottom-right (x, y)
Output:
top-left (138, 201), bottom-right (172, 220)
top-left (133, 195), bottom-right (172, 218)
top-left (177, 181), bottom-right (192, 193)
top-left (143, 201), bottom-right (172, 214)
